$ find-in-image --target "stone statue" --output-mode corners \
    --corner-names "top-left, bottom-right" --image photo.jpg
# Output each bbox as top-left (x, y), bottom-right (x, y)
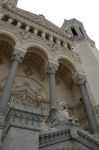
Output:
top-left (57, 101), bottom-right (70, 121)
top-left (49, 101), bottom-right (70, 128)
top-left (36, 88), bottom-right (42, 107)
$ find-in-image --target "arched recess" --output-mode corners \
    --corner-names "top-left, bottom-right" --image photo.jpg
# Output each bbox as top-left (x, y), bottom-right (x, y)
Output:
top-left (10, 46), bottom-right (50, 116)
top-left (23, 39), bottom-right (51, 60)
top-left (0, 33), bottom-right (16, 61)
top-left (22, 46), bottom-right (48, 76)
top-left (0, 33), bottom-right (16, 91)
top-left (56, 58), bottom-right (88, 130)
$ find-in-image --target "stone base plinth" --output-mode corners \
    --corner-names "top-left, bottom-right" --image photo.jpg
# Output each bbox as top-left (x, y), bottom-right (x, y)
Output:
top-left (2, 127), bottom-right (38, 150)
top-left (0, 103), bottom-right (46, 150)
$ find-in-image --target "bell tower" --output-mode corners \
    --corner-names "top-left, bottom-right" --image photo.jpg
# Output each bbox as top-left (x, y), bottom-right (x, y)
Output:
top-left (62, 19), bottom-right (99, 126)
top-left (61, 18), bottom-right (91, 41)
top-left (0, 0), bottom-right (18, 8)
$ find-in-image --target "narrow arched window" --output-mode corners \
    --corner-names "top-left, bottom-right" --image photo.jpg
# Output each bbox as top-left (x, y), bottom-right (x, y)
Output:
top-left (37, 30), bottom-right (42, 37)
top-left (71, 27), bottom-right (78, 36)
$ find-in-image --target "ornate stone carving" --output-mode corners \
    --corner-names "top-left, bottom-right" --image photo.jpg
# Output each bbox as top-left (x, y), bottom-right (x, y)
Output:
top-left (57, 101), bottom-right (70, 121)
top-left (24, 66), bottom-right (34, 76)
top-left (72, 72), bottom-right (86, 85)
top-left (0, 6), bottom-right (83, 74)
top-left (1, 0), bottom-right (18, 9)
top-left (48, 102), bottom-right (70, 127)
top-left (46, 62), bottom-right (58, 74)
top-left (11, 49), bottom-right (25, 63)
top-left (48, 101), bottom-right (80, 129)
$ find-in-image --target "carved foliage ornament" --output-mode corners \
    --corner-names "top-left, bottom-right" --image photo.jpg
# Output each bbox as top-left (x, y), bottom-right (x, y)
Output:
top-left (72, 73), bottom-right (86, 85)
top-left (46, 62), bottom-right (58, 74)
top-left (11, 50), bottom-right (25, 63)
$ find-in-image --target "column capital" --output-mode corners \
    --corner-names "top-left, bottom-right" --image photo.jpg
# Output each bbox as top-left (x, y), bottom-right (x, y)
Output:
top-left (12, 50), bottom-right (25, 64)
top-left (72, 73), bottom-right (86, 85)
top-left (45, 62), bottom-right (58, 74)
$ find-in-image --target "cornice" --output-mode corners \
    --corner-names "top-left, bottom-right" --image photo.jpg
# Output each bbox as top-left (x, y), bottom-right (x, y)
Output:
top-left (1, 6), bottom-right (72, 41)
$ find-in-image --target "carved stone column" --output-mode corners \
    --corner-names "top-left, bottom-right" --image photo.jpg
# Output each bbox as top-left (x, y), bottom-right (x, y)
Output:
top-left (47, 62), bottom-right (58, 110)
top-left (73, 73), bottom-right (98, 133)
top-left (0, 50), bottom-right (25, 113)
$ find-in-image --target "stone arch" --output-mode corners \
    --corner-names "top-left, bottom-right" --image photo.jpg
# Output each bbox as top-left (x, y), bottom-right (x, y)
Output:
top-left (26, 45), bottom-right (48, 62)
top-left (21, 46), bottom-right (48, 78)
top-left (0, 33), bottom-right (16, 62)
top-left (56, 53), bottom-right (84, 75)
top-left (57, 56), bottom-right (76, 74)
top-left (0, 30), bottom-right (20, 45)
top-left (23, 39), bottom-right (51, 61)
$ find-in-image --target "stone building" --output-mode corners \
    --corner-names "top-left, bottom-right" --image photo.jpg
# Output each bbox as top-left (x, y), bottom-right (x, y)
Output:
top-left (0, 0), bottom-right (99, 150)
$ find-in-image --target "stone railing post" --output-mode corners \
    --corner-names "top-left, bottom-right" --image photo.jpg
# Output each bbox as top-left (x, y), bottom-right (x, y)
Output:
top-left (46, 62), bottom-right (58, 111)
top-left (0, 50), bottom-right (25, 113)
top-left (73, 73), bottom-right (98, 133)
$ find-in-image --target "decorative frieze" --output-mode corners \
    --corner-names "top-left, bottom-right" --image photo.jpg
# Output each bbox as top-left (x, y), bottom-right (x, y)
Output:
top-left (1, 106), bottom-right (45, 141)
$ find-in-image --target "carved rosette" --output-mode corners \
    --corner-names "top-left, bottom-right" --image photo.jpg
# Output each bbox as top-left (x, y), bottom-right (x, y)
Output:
top-left (72, 73), bottom-right (86, 85)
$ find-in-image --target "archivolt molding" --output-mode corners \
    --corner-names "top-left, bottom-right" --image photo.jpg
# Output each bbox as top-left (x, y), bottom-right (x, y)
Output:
top-left (22, 38), bottom-right (52, 61)
top-left (0, 23), bottom-right (21, 46)
top-left (54, 53), bottom-right (84, 75)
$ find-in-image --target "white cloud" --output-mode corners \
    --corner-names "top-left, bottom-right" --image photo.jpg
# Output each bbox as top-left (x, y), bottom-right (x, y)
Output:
top-left (17, 0), bottom-right (99, 50)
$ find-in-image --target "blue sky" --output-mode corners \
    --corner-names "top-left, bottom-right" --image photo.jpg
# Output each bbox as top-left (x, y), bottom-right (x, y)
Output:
top-left (18, 0), bottom-right (99, 50)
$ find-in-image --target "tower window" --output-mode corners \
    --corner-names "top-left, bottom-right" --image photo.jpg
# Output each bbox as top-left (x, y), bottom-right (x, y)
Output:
top-left (11, 19), bottom-right (18, 26)
top-left (29, 27), bottom-right (34, 33)
top-left (53, 37), bottom-right (57, 43)
top-left (79, 27), bottom-right (84, 35)
top-left (21, 23), bottom-right (27, 30)
top-left (37, 30), bottom-right (42, 37)
top-left (71, 27), bottom-right (78, 36)
top-left (1, 15), bottom-right (9, 22)
top-left (45, 33), bottom-right (50, 40)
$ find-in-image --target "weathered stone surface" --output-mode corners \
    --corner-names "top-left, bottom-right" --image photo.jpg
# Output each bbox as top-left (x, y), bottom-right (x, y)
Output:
top-left (0, 1), bottom-right (99, 150)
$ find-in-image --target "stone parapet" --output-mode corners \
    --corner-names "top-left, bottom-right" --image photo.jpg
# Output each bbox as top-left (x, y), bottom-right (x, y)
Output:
top-left (1, 106), bottom-right (46, 142)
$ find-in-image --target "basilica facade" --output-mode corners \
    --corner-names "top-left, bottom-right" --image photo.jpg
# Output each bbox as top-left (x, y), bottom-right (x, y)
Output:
top-left (0, 0), bottom-right (99, 150)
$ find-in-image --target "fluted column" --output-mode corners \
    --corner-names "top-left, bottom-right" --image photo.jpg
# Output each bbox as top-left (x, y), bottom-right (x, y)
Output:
top-left (73, 73), bottom-right (98, 133)
top-left (47, 62), bottom-right (58, 110)
top-left (0, 50), bottom-right (25, 113)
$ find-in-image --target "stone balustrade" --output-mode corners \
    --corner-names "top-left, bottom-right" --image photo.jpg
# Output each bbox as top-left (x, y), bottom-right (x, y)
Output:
top-left (1, 14), bottom-right (72, 50)
top-left (39, 129), bottom-right (70, 147)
